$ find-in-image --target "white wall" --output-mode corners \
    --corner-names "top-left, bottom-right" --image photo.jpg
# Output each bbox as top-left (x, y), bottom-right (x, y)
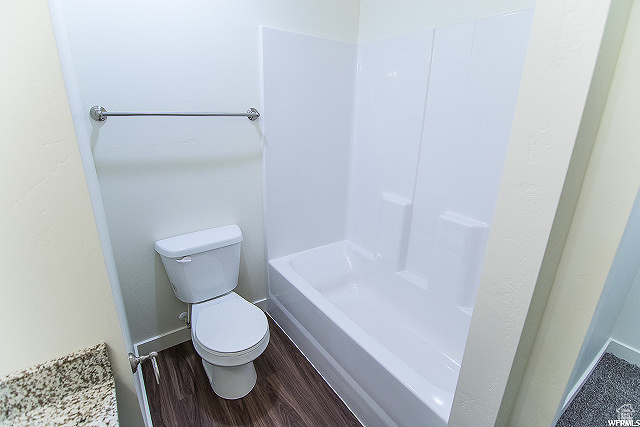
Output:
top-left (559, 188), bottom-right (640, 416)
top-left (261, 0), bottom-right (359, 43)
top-left (49, 0), bottom-right (360, 345)
top-left (0, 2), bottom-right (142, 425)
top-left (358, 0), bottom-right (535, 42)
top-left (607, 2), bottom-right (640, 354)
top-left (613, 264), bottom-right (640, 349)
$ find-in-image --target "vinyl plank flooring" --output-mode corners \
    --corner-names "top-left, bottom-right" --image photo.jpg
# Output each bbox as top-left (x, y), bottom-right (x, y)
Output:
top-left (141, 316), bottom-right (362, 427)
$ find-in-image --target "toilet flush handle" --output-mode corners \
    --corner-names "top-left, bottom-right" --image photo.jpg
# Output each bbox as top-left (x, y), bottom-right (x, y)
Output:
top-left (176, 256), bottom-right (192, 263)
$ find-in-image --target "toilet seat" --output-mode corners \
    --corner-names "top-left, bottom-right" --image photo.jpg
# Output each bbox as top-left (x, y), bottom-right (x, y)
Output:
top-left (191, 292), bottom-right (269, 366)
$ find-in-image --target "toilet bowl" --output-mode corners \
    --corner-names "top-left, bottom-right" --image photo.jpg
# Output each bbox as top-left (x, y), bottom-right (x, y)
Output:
top-left (155, 225), bottom-right (269, 399)
top-left (190, 292), bottom-right (269, 399)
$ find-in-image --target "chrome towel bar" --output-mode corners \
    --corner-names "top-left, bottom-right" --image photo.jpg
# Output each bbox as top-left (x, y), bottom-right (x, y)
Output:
top-left (89, 105), bottom-right (260, 122)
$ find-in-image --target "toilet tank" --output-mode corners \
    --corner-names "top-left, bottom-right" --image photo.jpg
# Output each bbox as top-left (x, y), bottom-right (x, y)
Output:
top-left (155, 225), bottom-right (243, 303)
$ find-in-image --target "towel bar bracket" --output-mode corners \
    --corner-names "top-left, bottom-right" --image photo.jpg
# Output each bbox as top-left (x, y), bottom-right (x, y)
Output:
top-left (89, 105), bottom-right (108, 122)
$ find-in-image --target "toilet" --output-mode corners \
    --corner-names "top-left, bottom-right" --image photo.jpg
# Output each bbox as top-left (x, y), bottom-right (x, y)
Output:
top-left (155, 224), bottom-right (269, 399)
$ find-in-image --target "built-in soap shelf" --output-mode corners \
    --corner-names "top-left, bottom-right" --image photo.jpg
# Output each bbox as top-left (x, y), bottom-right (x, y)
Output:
top-left (372, 191), bottom-right (489, 306)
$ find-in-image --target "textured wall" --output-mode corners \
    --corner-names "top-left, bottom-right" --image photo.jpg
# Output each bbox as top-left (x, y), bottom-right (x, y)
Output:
top-left (0, 1), bottom-right (142, 425)
top-left (449, 0), bottom-right (615, 425)
top-left (508, 2), bottom-right (640, 423)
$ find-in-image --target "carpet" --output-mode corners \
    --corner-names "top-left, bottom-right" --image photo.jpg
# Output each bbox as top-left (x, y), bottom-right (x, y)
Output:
top-left (557, 352), bottom-right (640, 426)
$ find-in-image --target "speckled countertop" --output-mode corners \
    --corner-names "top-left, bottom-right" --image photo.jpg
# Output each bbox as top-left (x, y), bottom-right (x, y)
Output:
top-left (0, 343), bottom-right (118, 426)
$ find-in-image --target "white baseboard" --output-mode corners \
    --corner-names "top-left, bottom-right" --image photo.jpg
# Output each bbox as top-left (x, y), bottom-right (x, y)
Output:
top-left (556, 338), bottom-right (640, 425)
top-left (558, 338), bottom-right (612, 421)
top-left (135, 327), bottom-right (192, 357)
top-left (607, 339), bottom-right (640, 367)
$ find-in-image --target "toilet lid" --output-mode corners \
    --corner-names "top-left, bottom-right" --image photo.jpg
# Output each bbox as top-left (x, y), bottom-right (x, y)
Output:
top-left (194, 293), bottom-right (268, 354)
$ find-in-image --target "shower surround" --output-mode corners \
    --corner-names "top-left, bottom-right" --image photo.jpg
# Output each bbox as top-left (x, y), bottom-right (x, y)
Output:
top-left (263, 10), bottom-right (533, 426)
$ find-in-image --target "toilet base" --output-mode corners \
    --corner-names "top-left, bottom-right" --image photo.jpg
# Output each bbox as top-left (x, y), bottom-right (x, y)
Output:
top-left (201, 358), bottom-right (257, 399)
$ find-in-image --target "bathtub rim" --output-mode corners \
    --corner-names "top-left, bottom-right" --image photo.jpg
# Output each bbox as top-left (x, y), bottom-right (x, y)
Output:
top-left (268, 240), bottom-right (455, 424)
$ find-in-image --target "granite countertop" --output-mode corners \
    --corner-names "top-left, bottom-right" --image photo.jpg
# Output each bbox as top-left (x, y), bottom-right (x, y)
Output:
top-left (0, 343), bottom-right (118, 426)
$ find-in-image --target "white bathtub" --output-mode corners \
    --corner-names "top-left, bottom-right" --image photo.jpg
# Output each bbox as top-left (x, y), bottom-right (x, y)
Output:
top-left (268, 240), bottom-right (472, 426)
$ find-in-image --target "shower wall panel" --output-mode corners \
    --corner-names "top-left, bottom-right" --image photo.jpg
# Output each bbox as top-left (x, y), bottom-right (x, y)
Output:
top-left (264, 10), bottom-right (533, 307)
top-left (346, 10), bottom-right (534, 304)
top-left (404, 10), bottom-right (534, 305)
top-left (262, 28), bottom-right (357, 260)
top-left (346, 29), bottom-right (435, 254)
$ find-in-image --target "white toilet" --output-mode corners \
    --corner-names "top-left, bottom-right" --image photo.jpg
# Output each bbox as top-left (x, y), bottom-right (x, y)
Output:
top-left (155, 224), bottom-right (269, 399)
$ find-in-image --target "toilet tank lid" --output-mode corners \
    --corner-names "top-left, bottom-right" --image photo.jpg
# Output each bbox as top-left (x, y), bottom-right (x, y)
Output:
top-left (155, 225), bottom-right (242, 258)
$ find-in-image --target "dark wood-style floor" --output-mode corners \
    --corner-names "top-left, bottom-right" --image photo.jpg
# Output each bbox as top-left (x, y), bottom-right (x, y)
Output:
top-left (141, 316), bottom-right (362, 426)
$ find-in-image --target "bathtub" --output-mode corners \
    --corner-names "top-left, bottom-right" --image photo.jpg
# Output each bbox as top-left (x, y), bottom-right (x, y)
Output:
top-left (268, 240), bottom-right (472, 426)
